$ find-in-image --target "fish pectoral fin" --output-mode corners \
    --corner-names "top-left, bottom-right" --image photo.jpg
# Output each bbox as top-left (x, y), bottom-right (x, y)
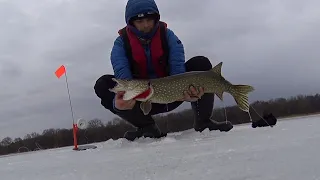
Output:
top-left (140, 100), bottom-right (152, 115)
top-left (211, 62), bottom-right (222, 75)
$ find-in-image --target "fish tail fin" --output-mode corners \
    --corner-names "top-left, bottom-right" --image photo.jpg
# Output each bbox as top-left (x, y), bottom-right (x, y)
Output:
top-left (229, 85), bottom-right (255, 112)
top-left (210, 62), bottom-right (254, 112)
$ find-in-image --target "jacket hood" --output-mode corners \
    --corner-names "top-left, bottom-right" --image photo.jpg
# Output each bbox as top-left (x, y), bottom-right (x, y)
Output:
top-left (125, 0), bottom-right (160, 24)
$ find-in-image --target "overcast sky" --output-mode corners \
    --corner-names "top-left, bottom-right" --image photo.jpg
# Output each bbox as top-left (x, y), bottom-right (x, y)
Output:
top-left (1, 0), bottom-right (320, 140)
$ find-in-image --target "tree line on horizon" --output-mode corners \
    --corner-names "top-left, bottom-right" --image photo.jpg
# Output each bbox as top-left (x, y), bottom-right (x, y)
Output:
top-left (1, 93), bottom-right (320, 156)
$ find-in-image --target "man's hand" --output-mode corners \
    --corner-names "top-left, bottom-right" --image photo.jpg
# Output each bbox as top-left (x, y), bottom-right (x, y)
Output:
top-left (115, 91), bottom-right (136, 110)
top-left (178, 85), bottom-right (204, 102)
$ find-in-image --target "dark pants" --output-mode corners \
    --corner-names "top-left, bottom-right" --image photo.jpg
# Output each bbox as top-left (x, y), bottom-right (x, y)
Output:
top-left (94, 56), bottom-right (214, 128)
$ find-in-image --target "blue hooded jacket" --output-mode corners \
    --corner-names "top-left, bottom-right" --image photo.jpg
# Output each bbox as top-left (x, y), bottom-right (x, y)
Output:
top-left (111, 0), bottom-right (186, 111)
top-left (110, 0), bottom-right (186, 80)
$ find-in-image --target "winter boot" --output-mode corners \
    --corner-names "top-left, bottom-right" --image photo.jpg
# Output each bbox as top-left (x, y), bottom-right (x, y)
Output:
top-left (191, 93), bottom-right (233, 132)
top-left (124, 124), bottom-right (167, 141)
top-left (252, 112), bottom-right (277, 128)
top-left (116, 102), bottom-right (167, 141)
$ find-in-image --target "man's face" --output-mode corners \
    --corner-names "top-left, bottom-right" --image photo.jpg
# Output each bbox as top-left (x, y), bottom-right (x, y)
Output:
top-left (133, 18), bottom-right (155, 33)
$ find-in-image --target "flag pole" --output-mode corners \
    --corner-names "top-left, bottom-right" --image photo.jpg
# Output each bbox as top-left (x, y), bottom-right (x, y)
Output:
top-left (64, 69), bottom-right (79, 150)
top-left (55, 65), bottom-right (78, 150)
top-left (55, 65), bottom-right (97, 151)
top-left (64, 69), bottom-right (75, 125)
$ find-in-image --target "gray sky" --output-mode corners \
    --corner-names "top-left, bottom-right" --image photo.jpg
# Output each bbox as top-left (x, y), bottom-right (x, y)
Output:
top-left (1, 0), bottom-right (320, 140)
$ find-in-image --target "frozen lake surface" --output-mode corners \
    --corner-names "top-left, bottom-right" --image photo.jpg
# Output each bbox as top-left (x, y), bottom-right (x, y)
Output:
top-left (1, 115), bottom-right (320, 180)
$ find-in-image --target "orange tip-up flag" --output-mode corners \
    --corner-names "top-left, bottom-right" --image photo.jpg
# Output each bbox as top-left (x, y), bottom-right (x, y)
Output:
top-left (55, 65), bottom-right (66, 79)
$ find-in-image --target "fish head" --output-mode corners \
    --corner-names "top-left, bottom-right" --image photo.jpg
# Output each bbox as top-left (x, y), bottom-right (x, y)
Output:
top-left (109, 78), bottom-right (153, 101)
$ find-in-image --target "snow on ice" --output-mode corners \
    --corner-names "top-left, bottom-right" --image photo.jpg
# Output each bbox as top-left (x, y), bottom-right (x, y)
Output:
top-left (1, 115), bottom-right (320, 180)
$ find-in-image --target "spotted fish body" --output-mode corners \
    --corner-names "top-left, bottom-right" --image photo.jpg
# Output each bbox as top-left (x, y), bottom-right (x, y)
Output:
top-left (147, 70), bottom-right (229, 104)
top-left (109, 62), bottom-right (255, 115)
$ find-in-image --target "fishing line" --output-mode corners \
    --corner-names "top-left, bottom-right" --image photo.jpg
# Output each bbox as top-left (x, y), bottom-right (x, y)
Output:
top-left (249, 105), bottom-right (272, 127)
top-left (77, 118), bottom-right (90, 143)
top-left (79, 129), bottom-right (90, 144)
top-left (35, 142), bottom-right (43, 151)
top-left (165, 103), bottom-right (169, 133)
top-left (17, 146), bottom-right (30, 153)
top-left (221, 101), bottom-right (229, 124)
top-left (247, 110), bottom-right (253, 122)
top-left (16, 142), bottom-right (43, 153)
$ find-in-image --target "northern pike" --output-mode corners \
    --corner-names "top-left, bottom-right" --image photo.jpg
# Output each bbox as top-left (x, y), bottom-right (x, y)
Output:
top-left (109, 62), bottom-right (255, 115)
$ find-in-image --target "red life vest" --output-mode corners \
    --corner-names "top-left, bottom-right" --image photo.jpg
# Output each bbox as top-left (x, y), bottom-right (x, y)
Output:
top-left (118, 21), bottom-right (169, 79)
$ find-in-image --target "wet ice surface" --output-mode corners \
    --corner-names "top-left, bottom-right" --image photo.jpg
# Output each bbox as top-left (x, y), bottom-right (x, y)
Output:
top-left (1, 115), bottom-right (320, 180)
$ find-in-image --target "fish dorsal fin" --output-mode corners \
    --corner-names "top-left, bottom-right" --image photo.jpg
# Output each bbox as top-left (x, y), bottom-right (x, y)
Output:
top-left (211, 62), bottom-right (222, 75)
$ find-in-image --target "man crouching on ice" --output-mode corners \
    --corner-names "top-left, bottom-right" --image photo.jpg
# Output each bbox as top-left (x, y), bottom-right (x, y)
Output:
top-left (94, 0), bottom-right (233, 141)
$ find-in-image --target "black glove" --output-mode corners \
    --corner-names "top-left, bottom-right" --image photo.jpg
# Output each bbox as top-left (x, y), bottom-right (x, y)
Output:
top-left (252, 113), bottom-right (277, 128)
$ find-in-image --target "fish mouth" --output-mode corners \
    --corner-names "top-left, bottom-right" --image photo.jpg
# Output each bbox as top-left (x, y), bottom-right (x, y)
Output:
top-left (109, 78), bottom-right (153, 101)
